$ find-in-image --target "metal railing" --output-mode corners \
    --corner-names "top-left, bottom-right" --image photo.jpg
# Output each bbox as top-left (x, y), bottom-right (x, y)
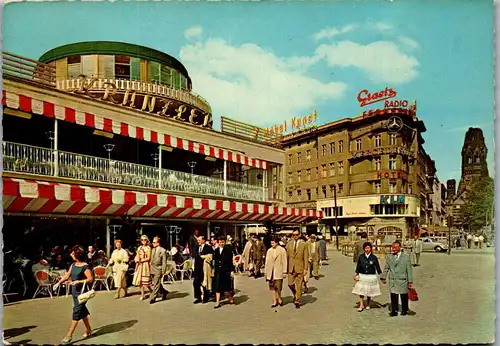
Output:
top-left (1, 51), bottom-right (211, 114)
top-left (2, 52), bottom-right (56, 86)
top-left (56, 77), bottom-right (211, 114)
top-left (3, 141), bottom-right (268, 202)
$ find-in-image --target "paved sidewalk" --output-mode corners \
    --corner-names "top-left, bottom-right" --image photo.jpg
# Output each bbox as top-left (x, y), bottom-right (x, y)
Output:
top-left (3, 250), bottom-right (495, 344)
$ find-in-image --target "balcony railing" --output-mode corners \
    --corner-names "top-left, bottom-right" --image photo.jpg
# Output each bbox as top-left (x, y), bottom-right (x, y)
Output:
top-left (3, 141), bottom-right (267, 202)
top-left (56, 77), bottom-right (211, 114)
top-left (1, 51), bottom-right (211, 114)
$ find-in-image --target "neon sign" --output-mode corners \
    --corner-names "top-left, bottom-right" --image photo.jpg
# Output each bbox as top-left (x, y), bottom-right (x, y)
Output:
top-left (357, 88), bottom-right (397, 107)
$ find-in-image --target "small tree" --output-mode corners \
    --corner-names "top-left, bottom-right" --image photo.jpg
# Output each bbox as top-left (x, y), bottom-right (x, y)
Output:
top-left (462, 177), bottom-right (494, 233)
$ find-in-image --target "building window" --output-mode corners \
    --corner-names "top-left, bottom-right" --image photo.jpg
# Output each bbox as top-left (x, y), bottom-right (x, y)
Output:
top-left (389, 182), bottom-right (397, 193)
top-left (373, 157), bottom-right (381, 170)
top-left (339, 140), bottom-right (344, 153)
top-left (349, 164), bottom-right (354, 174)
top-left (374, 135), bottom-right (381, 147)
top-left (288, 154), bottom-right (293, 165)
top-left (402, 158), bottom-right (408, 172)
top-left (321, 165), bottom-right (327, 178)
top-left (409, 184), bottom-right (413, 194)
top-left (333, 206), bottom-right (344, 216)
top-left (306, 169), bottom-right (311, 181)
top-left (315, 167), bottom-right (319, 178)
top-left (322, 145), bottom-right (327, 156)
top-left (315, 187), bottom-right (318, 197)
top-left (297, 190), bottom-right (302, 200)
top-left (306, 150), bottom-right (311, 161)
top-left (330, 142), bottom-right (335, 155)
top-left (355, 139), bottom-right (362, 151)
top-left (338, 161), bottom-right (344, 175)
top-left (288, 172), bottom-right (293, 184)
top-left (468, 156), bottom-right (472, 164)
top-left (389, 155), bottom-right (397, 170)
top-left (322, 186), bottom-right (327, 198)
top-left (329, 163), bottom-right (335, 176)
top-left (115, 55), bottom-right (131, 79)
top-left (297, 152), bottom-right (302, 163)
top-left (288, 191), bottom-right (293, 198)
top-left (297, 171), bottom-right (302, 183)
top-left (374, 181), bottom-right (381, 193)
top-left (306, 189), bottom-right (311, 201)
top-left (330, 185), bottom-right (335, 195)
top-left (322, 207), bottom-right (332, 218)
top-left (338, 183), bottom-right (344, 194)
top-left (409, 160), bottom-right (414, 173)
top-left (475, 155), bottom-right (480, 163)
top-left (390, 134), bottom-right (397, 145)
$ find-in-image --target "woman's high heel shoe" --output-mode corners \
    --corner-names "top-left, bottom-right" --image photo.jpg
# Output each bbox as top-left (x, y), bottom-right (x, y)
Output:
top-left (61, 336), bottom-right (72, 344)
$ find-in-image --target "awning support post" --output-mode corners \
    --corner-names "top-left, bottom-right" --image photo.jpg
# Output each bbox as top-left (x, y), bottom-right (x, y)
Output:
top-left (223, 160), bottom-right (227, 196)
top-left (54, 119), bottom-right (59, 177)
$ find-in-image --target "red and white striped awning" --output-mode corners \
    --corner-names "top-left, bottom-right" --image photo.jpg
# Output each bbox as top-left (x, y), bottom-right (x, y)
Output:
top-left (2, 91), bottom-right (267, 170)
top-left (3, 178), bottom-right (321, 223)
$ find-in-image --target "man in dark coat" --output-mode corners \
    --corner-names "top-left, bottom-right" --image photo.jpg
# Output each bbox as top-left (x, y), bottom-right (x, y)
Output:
top-left (189, 230), bottom-right (200, 258)
top-left (193, 236), bottom-right (213, 304)
top-left (250, 235), bottom-right (266, 278)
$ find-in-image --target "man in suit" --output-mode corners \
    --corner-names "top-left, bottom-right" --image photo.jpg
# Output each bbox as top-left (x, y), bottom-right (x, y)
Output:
top-left (150, 236), bottom-right (168, 304)
top-left (308, 234), bottom-right (320, 280)
top-left (193, 235), bottom-right (214, 304)
top-left (189, 230), bottom-right (200, 258)
top-left (411, 235), bottom-right (423, 266)
top-left (380, 241), bottom-right (413, 316)
top-left (250, 235), bottom-right (266, 278)
top-left (285, 230), bottom-right (310, 309)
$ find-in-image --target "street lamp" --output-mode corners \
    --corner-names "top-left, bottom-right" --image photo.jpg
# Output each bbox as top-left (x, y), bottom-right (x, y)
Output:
top-left (45, 131), bottom-right (54, 150)
top-left (151, 153), bottom-right (159, 168)
top-left (165, 225), bottom-right (182, 249)
top-left (103, 144), bottom-right (115, 181)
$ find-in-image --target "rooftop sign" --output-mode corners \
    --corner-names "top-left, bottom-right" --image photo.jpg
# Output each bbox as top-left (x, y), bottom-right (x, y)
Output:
top-left (264, 110), bottom-right (318, 136)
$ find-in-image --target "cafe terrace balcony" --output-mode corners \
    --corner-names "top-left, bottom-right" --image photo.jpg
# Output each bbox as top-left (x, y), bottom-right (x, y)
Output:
top-left (3, 141), bottom-right (267, 202)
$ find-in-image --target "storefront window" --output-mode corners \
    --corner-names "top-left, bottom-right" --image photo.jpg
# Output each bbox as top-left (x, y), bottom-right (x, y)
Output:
top-left (172, 69), bottom-right (180, 89)
top-left (115, 55), bottom-right (130, 79)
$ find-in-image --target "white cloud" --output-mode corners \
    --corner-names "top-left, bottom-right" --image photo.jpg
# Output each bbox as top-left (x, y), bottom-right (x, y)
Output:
top-left (179, 39), bottom-right (347, 125)
top-left (373, 22), bottom-right (393, 31)
top-left (183, 26), bottom-right (203, 41)
top-left (398, 36), bottom-right (420, 50)
top-left (313, 24), bottom-right (358, 41)
top-left (316, 40), bottom-right (419, 84)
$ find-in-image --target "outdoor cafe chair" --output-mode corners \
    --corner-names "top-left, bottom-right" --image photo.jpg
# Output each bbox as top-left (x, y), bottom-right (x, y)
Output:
top-left (175, 260), bottom-right (193, 283)
top-left (33, 270), bottom-right (53, 299)
top-left (92, 266), bottom-right (111, 292)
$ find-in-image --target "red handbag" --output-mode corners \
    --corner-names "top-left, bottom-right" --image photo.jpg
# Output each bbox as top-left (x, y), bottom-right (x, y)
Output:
top-left (408, 288), bottom-right (419, 301)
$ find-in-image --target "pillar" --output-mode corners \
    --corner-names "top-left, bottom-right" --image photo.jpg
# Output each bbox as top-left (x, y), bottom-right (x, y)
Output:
top-left (54, 119), bottom-right (59, 176)
top-left (158, 146), bottom-right (162, 189)
top-left (262, 168), bottom-right (267, 201)
top-left (105, 219), bottom-right (111, 258)
top-left (207, 221), bottom-right (211, 239)
top-left (223, 160), bottom-right (227, 196)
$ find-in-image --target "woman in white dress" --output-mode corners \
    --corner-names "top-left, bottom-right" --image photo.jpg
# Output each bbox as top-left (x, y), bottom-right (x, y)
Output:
top-left (107, 240), bottom-right (129, 299)
top-left (352, 242), bottom-right (382, 311)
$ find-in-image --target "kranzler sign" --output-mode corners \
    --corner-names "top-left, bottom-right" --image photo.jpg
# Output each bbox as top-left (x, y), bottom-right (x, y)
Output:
top-left (67, 75), bottom-right (213, 128)
top-left (264, 110), bottom-right (317, 136)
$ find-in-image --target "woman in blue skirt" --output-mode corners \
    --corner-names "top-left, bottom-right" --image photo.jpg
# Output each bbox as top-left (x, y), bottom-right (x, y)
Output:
top-left (54, 246), bottom-right (94, 344)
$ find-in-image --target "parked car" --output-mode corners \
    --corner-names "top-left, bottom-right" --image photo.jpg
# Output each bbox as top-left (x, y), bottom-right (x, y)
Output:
top-left (420, 237), bottom-right (448, 252)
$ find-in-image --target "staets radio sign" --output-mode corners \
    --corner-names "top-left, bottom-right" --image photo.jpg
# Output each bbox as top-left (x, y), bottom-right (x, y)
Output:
top-left (357, 87), bottom-right (411, 110)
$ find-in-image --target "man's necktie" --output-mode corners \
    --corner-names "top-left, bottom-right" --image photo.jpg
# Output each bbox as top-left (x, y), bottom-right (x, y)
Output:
top-left (294, 241), bottom-right (297, 252)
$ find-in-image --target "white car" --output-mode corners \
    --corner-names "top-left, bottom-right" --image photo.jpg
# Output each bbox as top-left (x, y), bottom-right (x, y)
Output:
top-left (420, 237), bottom-right (448, 252)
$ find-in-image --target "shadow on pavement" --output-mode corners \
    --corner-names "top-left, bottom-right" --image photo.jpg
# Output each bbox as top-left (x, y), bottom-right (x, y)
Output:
top-left (301, 295), bottom-right (317, 306)
top-left (13, 339), bottom-right (32, 345)
top-left (387, 304), bottom-right (417, 316)
top-left (4, 326), bottom-right (37, 339)
top-left (233, 294), bottom-right (249, 305)
top-left (91, 320), bottom-right (138, 338)
top-left (306, 286), bottom-right (318, 294)
top-left (353, 301), bottom-right (389, 309)
top-left (166, 291), bottom-right (190, 300)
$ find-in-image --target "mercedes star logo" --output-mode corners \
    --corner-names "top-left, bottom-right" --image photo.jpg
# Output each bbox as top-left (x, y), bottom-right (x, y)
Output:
top-left (387, 116), bottom-right (403, 132)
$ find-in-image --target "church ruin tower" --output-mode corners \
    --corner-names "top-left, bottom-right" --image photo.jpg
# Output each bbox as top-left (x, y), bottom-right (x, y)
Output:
top-left (456, 127), bottom-right (489, 196)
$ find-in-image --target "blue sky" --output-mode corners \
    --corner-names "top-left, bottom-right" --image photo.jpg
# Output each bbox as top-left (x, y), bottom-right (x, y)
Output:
top-left (3, 0), bottom-right (494, 183)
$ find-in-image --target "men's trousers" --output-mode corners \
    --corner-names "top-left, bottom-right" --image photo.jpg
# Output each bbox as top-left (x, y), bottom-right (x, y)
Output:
top-left (390, 293), bottom-right (409, 313)
top-left (288, 272), bottom-right (304, 301)
top-left (254, 258), bottom-right (263, 276)
top-left (414, 253), bottom-right (421, 265)
top-left (193, 275), bottom-right (210, 302)
top-left (150, 273), bottom-right (167, 301)
top-left (309, 260), bottom-right (319, 277)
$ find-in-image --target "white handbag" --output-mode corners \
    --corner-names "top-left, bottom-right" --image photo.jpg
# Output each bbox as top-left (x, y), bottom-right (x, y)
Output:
top-left (77, 282), bottom-right (96, 304)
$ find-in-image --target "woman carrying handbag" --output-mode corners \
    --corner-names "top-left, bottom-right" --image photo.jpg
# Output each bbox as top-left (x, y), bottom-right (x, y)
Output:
top-left (54, 246), bottom-right (94, 344)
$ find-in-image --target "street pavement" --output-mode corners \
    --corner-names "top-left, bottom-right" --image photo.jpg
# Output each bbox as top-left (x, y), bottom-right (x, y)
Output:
top-left (3, 248), bottom-right (495, 345)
